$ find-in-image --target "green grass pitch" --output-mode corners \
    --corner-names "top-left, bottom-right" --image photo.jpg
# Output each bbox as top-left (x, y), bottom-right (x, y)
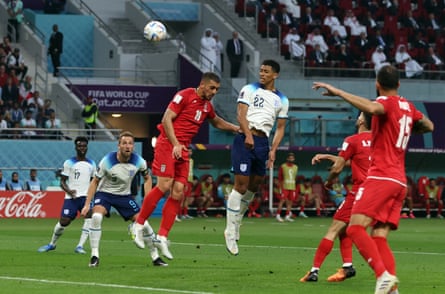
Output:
top-left (0, 216), bottom-right (444, 293)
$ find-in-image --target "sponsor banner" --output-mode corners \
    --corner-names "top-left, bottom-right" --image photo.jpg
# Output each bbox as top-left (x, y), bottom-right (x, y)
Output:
top-left (0, 191), bottom-right (64, 218)
top-left (73, 85), bottom-right (177, 113)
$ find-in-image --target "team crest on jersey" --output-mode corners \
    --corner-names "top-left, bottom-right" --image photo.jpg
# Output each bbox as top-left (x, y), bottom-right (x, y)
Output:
top-left (203, 102), bottom-right (209, 112)
top-left (240, 164), bottom-right (247, 172)
top-left (160, 164), bottom-right (166, 173)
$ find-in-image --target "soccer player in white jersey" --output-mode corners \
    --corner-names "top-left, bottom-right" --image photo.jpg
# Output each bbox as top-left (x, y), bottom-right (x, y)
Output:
top-left (80, 131), bottom-right (166, 267)
top-left (38, 136), bottom-right (96, 254)
top-left (224, 59), bottom-right (289, 255)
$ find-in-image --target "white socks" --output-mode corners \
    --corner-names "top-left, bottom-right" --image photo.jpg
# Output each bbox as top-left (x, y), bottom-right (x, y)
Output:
top-left (77, 218), bottom-right (91, 247)
top-left (89, 212), bottom-right (103, 257)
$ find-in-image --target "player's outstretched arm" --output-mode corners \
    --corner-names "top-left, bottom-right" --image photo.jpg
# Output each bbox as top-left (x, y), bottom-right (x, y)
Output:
top-left (312, 82), bottom-right (384, 115)
top-left (209, 115), bottom-right (239, 133)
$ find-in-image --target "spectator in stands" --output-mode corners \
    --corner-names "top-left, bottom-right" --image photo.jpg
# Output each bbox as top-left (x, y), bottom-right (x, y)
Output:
top-left (343, 10), bottom-right (366, 37)
top-left (48, 24), bottom-right (64, 77)
top-left (401, 10), bottom-right (421, 32)
top-left (328, 29), bottom-right (346, 49)
top-left (323, 9), bottom-right (348, 38)
top-left (362, 11), bottom-right (378, 31)
top-left (213, 32), bottom-right (223, 73)
top-left (266, 7), bottom-right (280, 38)
top-left (25, 168), bottom-right (43, 191)
top-left (309, 43), bottom-right (328, 66)
top-left (283, 27), bottom-right (305, 60)
top-left (199, 28), bottom-right (217, 72)
top-left (7, 48), bottom-right (27, 82)
top-left (370, 29), bottom-right (388, 53)
top-left (0, 64), bottom-right (9, 88)
top-left (0, 169), bottom-right (6, 190)
top-left (425, 178), bottom-right (443, 219)
top-left (371, 45), bottom-right (390, 74)
top-left (18, 75), bottom-right (33, 104)
top-left (354, 31), bottom-right (371, 61)
top-left (196, 174), bottom-right (215, 217)
top-left (44, 109), bottom-right (62, 139)
top-left (40, 98), bottom-right (55, 128)
top-left (81, 95), bottom-right (98, 140)
top-left (9, 101), bottom-right (23, 126)
top-left (0, 36), bottom-right (12, 56)
top-left (7, 171), bottom-right (24, 191)
top-left (226, 31), bottom-right (244, 78)
top-left (424, 12), bottom-right (443, 41)
top-left (6, 0), bottom-right (24, 42)
top-left (411, 31), bottom-right (429, 50)
top-left (424, 46), bottom-right (445, 79)
top-left (298, 178), bottom-right (323, 217)
top-left (2, 76), bottom-right (19, 109)
top-left (301, 6), bottom-right (320, 26)
top-left (20, 109), bottom-right (37, 138)
top-left (26, 90), bottom-right (45, 124)
top-left (305, 27), bottom-right (329, 54)
top-left (277, 6), bottom-right (297, 29)
top-left (395, 44), bottom-right (424, 78)
top-left (336, 44), bottom-right (356, 74)
top-left (276, 152), bottom-right (298, 222)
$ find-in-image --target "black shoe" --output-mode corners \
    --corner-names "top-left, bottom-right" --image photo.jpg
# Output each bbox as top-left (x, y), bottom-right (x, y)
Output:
top-left (89, 256), bottom-right (99, 267)
top-left (343, 266), bottom-right (356, 279)
top-left (152, 257), bottom-right (168, 267)
top-left (300, 270), bottom-right (318, 282)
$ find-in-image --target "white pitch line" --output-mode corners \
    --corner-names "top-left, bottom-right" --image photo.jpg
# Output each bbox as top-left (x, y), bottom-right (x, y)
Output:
top-left (0, 276), bottom-right (214, 294)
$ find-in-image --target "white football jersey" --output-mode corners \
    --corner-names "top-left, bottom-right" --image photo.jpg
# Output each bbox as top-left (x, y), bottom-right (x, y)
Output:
top-left (96, 152), bottom-right (148, 196)
top-left (62, 157), bottom-right (96, 199)
top-left (237, 82), bottom-right (289, 137)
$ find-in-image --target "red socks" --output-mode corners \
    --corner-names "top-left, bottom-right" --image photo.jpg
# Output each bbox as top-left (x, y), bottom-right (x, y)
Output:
top-left (313, 238), bottom-right (334, 268)
top-left (347, 225), bottom-right (386, 277)
top-left (136, 186), bottom-right (164, 224)
top-left (372, 236), bottom-right (396, 275)
top-left (339, 233), bottom-right (353, 264)
top-left (158, 197), bottom-right (180, 237)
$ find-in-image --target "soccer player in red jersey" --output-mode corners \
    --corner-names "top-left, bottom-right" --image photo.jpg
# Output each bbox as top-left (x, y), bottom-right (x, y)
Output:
top-left (313, 65), bottom-right (434, 294)
top-left (133, 72), bottom-right (239, 260)
top-left (300, 112), bottom-right (372, 283)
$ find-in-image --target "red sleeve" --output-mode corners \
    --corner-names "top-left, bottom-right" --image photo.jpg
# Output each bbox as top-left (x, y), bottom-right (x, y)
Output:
top-left (167, 90), bottom-right (188, 115)
top-left (338, 135), bottom-right (355, 161)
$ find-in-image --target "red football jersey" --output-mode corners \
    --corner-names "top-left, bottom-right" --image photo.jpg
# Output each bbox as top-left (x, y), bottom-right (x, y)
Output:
top-left (339, 131), bottom-right (372, 192)
top-left (367, 95), bottom-right (423, 183)
top-left (157, 88), bottom-right (216, 145)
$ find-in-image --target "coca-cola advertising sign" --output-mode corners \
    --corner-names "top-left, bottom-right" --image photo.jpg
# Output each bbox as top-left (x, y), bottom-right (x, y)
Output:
top-left (0, 191), bottom-right (64, 218)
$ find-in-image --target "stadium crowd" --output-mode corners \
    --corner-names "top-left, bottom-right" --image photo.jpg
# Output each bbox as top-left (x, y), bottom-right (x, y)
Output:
top-left (236, 0), bottom-right (445, 78)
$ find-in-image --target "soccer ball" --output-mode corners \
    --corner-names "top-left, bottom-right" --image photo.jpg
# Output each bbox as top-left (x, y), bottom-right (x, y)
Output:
top-left (143, 21), bottom-right (167, 42)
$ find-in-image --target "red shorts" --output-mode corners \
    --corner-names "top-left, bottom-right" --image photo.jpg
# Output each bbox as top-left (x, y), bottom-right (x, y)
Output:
top-left (151, 136), bottom-right (189, 185)
top-left (352, 178), bottom-right (407, 230)
top-left (333, 191), bottom-right (355, 223)
top-left (280, 189), bottom-right (297, 201)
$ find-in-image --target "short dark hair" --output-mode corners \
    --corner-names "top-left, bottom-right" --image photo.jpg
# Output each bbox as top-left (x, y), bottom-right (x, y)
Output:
top-left (262, 59), bottom-right (280, 73)
top-left (201, 72), bottom-right (220, 84)
top-left (362, 112), bottom-right (372, 130)
top-left (377, 65), bottom-right (399, 90)
top-left (74, 136), bottom-right (89, 145)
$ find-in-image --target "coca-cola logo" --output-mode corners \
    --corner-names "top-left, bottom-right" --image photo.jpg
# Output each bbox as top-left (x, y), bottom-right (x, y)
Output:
top-left (0, 191), bottom-right (47, 218)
